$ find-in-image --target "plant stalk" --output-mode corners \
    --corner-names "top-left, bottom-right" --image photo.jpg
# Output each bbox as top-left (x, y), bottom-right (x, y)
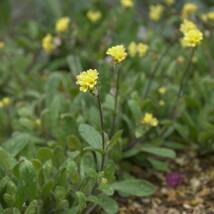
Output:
top-left (170, 48), bottom-right (195, 118)
top-left (96, 93), bottom-right (105, 170)
top-left (143, 45), bottom-right (171, 99)
top-left (110, 64), bottom-right (120, 137)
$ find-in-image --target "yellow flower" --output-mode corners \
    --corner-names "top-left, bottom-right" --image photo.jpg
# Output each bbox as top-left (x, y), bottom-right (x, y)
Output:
top-left (128, 42), bottom-right (137, 57)
top-left (35, 119), bottom-right (42, 127)
top-left (180, 19), bottom-right (197, 34)
top-left (141, 113), bottom-right (159, 127)
top-left (181, 3), bottom-right (198, 18)
top-left (3, 97), bottom-right (11, 107)
top-left (149, 4), bottom-right (164, 21)
top-left (180, 20), bottom-right (203, 48)
top-left (137, 43), bottom-right (149, 57)
top-left (159, 100), bottom-right (165, 106)
top-left (106, 45), bottom-right (127, 63)
top-left (121, 0), bottom-right (134, 8)
top-left (0, 41), bottom-right (5, 49)
top-left (128, 42), bottom-right (149, 57)
top-left (101, 177), bottom-right (108, 184)
top-left (176, 56), bottom-right (185, 64)
top-left (55, 17), bottom-right (70, 33)
top-left (165, 0), bottom-right (174, 6)
top-left (181, 29), bottom-right (203, 47)
top-left (207, 11), bottom-right (214, 21)
top-left (158, 87), bottom-right (167, 95)
top-left (76, 69), bottom-right (99, 92)
top-left (42, 34), bottom-right (55, 54)
top-left (87, 10), bottom-right (102, 23)
top-left (0, 97), bottom-right (11, 108)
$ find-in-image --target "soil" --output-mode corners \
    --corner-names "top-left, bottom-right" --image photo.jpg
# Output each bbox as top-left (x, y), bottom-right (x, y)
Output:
top-left (118, 151), bottom-right (214, 214)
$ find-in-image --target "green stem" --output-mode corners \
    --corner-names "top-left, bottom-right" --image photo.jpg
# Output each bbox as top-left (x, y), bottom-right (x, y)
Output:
top-left (170, 48), bottom-right (195, 118)
top-left (143, 45), bottom-right (171, 99)
top-left (83, 93), bottom-right (106, 214)
top-left (96, 93), bottom-right (105, 171)
top-left (160, 48), bottom-right (196, 138)
top-left (110, 64), bottom-right (120, 137)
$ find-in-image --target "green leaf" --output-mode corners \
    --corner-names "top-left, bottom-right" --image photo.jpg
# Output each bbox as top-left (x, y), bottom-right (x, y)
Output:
top-left (88, 194), bottom-right (118, 214)
top-left (108, 130), bottom-right (123, 150)
top-left (37, 148), bottom-right (53, 162)
top-left (67, 135), bottom-right (82, 151)
top-left (79, 124), bottom-right (102, 149)
top-left (141, 145), bottom-right (176, 159)
top-left (3, 133), bottom-right (42, 157)
top-left (16, 159), bottom-right (37, 207)
top-left (103, 94), bottom-right (114, 111)
top-left (45, 73), bottom-right (68, 102)
top-left (110, 179), bottom-right (156, 197)
top-left (3, 208), bottom-right (21, 214)
top-left (42, 179), bottom-right (55, 198)
top-left (0, 176), bottom-right (10, 192)
top-left (3, 193), bottom-right (15, 207)
top-left (0, 147), bottom-right (16, 170)
top-left (0, 0), bottom-right (11, 32)
top-left (24, 200), bottom-right (38, 214)
top-left (68, 192), bottom-right (86, 214)
top-left (45, 0), bottom-right (62, 17)
top-left (128, 100), bottom-right (142, 122)
top-left (53, 146), bottom-right (65, 167)
top-left (48, 95), bottom-right (65, 135)
top-left (148, 158), bottom-right (168, 172)
top-left (67, 55), bottom-right (82, 76)
top-left (123, 144), bottom-right (141, 158)
top-left (66, 160), bottom-right (79, 184)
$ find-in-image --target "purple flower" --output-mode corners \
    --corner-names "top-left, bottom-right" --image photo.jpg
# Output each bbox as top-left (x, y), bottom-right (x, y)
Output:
top-left (166, 172), bottom-right (183, 188)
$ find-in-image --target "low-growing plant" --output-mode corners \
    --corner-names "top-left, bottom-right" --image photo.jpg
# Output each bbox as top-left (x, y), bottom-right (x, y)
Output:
top-left (0, 0), bottom-right (214, 213)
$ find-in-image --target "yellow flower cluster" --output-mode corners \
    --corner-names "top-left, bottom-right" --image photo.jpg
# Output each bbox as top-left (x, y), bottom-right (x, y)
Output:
top-left (55, 17), bottom-right (70, 33)
top-left (0, 97), bottom-right (11, 108)
top-left (207, 12), bottom-right (214, 21)
top-left (180, 20), bottom-right (203, 47)
top-left (35, 119), bottom-right (42, 127)
top-left (181, 3), bottom-right (198, 18)
top-left (121, 0), bottom-right (134, 8)
top-left (159, 100), bottom-right (165, 106)
top-left (149, 4), bottom-right (164, 21)
top-left (141, 113), bottom-right (159, 127)
top-left (42, 34), bottom-right (55, 54)
top-left (106, 45), bottom-right (127, 63)
top-left (76, 69), bottom-right (99, 92)
top-left (87, 10), bottom-right (102, 23)
top-left (128, 42), bottom-right (149, 57)
top-left (165, 0), bottom-right (174, 6)
top-left (181, 30), bottom-right (203, 47)
top-left (158, 87), bottom-right (167, 95)
top-left (101, 177), bottom-right (108, 184)
top-left (201, 11), bottom-right (214, 22)
top-left (0, 41), bottom-right (5, 49)
top-left (138, 43), bottom-right (149, 57)
top-left (180, 19), bottom-right (197, 33)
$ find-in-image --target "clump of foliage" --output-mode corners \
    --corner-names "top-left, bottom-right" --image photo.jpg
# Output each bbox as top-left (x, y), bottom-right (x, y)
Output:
top-left (0, 0), bottom-right (214, 213)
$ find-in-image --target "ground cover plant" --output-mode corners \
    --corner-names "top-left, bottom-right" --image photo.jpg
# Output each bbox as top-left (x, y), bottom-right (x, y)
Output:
top-left (0, 0), bottom-right (214, 213)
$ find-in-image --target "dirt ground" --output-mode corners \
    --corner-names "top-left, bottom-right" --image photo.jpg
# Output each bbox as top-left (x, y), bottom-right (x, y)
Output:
top-left (118, 151), bottom-right (214, 214)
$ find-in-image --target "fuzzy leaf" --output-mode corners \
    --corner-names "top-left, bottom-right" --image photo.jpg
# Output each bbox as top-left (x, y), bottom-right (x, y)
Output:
top-left (79, 124), bottom-right (102, 149)
top-left (110, 179), bottom-right (156, 197)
